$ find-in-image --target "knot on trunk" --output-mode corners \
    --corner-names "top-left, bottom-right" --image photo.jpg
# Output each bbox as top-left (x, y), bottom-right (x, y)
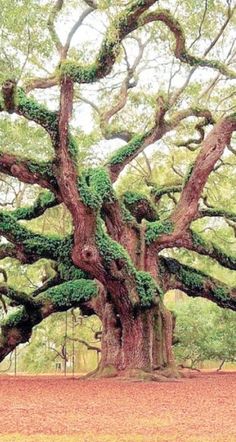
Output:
top-left (81, 245), bottom-right (99, 264)
top-left (109, 259), bottom-right (126, 280)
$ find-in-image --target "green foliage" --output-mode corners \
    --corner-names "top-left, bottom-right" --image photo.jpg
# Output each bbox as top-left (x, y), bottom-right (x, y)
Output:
top-left (23, 235), bottom-right (62, 259)
top-left (166, 295), bottom-right (236, 368)
top-left (55, 236), bottom-right (87, 280)
top-left (152, 185), bottom-right (182, 199)
top-left (55, 236), bottom-right (74, 262)
top-left (212, 286), bottom-right (228, 301)
top-left (0, 211), bottom-right (68, 263)
top-left (120, 203), bottom-right (136, 223)
top-left (178, 267), bottom-right (205, 291)
top-left (1, 307), bottom-right (27, 327)
top-left (16, 89), bottom-right (58, 135)
top-left (42, 279), bottom-right (98, 308)
top-left (27, 161), bottom-right (56, 181)
top-left (135, 271), bottom-right (162, 306)
top-left (145, 220), bottom-right (173, 244)
top-left (96, 219), bottom-right (133, 266)
top-left (160, 257), bottom-right (207, 291)
top-left (191, 230), bottom-right (206, 248)
top-left (0, 0), bottom-right (54, 85)
top-left (60, 62), bottom-right (98, 83)
top-left (58, 262), bottom-right (86, 281)
top-left (191, 229), bottom-right (236, 270)
top-left (0, 0), bottom-right (236, 369)
top-left (0, 218), bottom-right (86, 281)
top-left (96, 220), bottom-right (160, 305)
top-left (109, 134), bottom-right (146, 165)
top-left (13, 191), bottom-right (56, 220)
top-left (122, 191), bottom-right (146, 205)
top-left (122, 191), bottom-right (158, 222)
top-left (78, 167), bottom-right (114, 209)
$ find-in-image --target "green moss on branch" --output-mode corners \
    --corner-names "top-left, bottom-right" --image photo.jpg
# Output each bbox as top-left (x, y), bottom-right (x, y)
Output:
top-left (68, 136), bottom-right (79, 162)
top-left (27, 161), bottom-right (57, 186)
top-left (199, 208), bottom-right (236, 222)
top-left (16, 89), bottom-right (58, 137)
top-left (151, 185), bottom-right (182, 200)
top-left (191, 230), bottom-right (236, 270)
top-left (96, 220), bottom-right (161, 306)
top-left (0, 211), bottom-right (62, 261)
top-left (41, 279), bottom-right (98, 309)
top-left (145, 220), bottom-right (173, 244)
top-left (135, 271), bottom-right (163, 306)
top-left (78, 167), bottom-right (115, 209)
top-left (122, 191), bottom-right (158, 223)
top-left (1, 307), bottom-right (28, 327)
top-left (96, 220), bottom-right (133, 266)
top-left (160, 256), bottom-right (236, 310)
top-left (60, 62), bottom-right (98, 83)
top-left (59, 2), bottom-right (154, 83)
top-left (109, 134), bottom-right (146, 166)
top-left (120, 203), bottom-right (136, 224)
top-left (13, 191), bottom-right (57, 220)
top-left (55, 236), bottom-right (88, 280)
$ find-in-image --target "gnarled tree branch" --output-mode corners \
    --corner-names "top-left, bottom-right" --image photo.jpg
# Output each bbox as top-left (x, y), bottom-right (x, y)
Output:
top-left (171, 114), bottom-right (236, 232)
top-left (160, 256), bottom-right (236, 310)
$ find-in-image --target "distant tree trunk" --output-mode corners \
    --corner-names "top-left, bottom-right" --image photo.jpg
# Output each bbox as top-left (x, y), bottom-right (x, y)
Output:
top-left (217, 359), bottom-right (225, 372)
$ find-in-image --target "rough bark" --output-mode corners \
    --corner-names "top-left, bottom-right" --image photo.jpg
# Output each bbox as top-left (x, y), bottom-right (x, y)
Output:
top-left (82, 244), bottom-right (178, 379)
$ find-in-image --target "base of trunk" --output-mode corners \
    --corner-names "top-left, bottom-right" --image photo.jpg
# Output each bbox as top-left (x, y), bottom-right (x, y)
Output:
top-left (80, 364), bottom-right (187, 382)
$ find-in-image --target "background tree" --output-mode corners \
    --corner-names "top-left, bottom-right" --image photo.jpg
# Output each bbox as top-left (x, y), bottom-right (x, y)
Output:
top-left (14, 310), bottom-right (101, 374)
top-left (166, 294), bottom-right (236, 370)
top-left (0, 0), bottom-right (235, 380)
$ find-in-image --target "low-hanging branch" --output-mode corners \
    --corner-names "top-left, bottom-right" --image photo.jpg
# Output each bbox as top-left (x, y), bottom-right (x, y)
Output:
top-left (0, 210), bottom-right (65, 263)
top-left (183, 229), bottom-right (236, 271)
top-left (0, 278), bottom-right (99, 363)
top-left (160, 256), bottom-right (236, 311)
top-left (67, 336), bottom-right (101, 353)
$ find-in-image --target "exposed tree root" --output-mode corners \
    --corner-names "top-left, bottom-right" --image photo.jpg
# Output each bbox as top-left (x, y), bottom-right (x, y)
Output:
top-left (80, 365), bottom-right (185, 382)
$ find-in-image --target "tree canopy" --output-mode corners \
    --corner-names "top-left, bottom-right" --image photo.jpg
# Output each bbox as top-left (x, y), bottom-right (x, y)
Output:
top-left (0, 0), bottom-right (235, 379)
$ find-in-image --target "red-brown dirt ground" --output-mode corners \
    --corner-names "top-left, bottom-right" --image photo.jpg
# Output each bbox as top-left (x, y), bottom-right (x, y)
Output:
top-left (0, 371), bottom-right (235, 442)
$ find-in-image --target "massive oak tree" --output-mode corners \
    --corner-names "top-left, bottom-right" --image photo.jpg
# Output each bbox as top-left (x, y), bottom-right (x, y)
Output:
top-left (0, 0), bottom-right (236, 379)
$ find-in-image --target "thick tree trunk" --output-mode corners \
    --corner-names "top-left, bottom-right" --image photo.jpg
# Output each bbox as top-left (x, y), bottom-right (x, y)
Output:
top-left (83, 232), bottom-right (178, 380)
top-left (89, 296), bottom-right (177, 380)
